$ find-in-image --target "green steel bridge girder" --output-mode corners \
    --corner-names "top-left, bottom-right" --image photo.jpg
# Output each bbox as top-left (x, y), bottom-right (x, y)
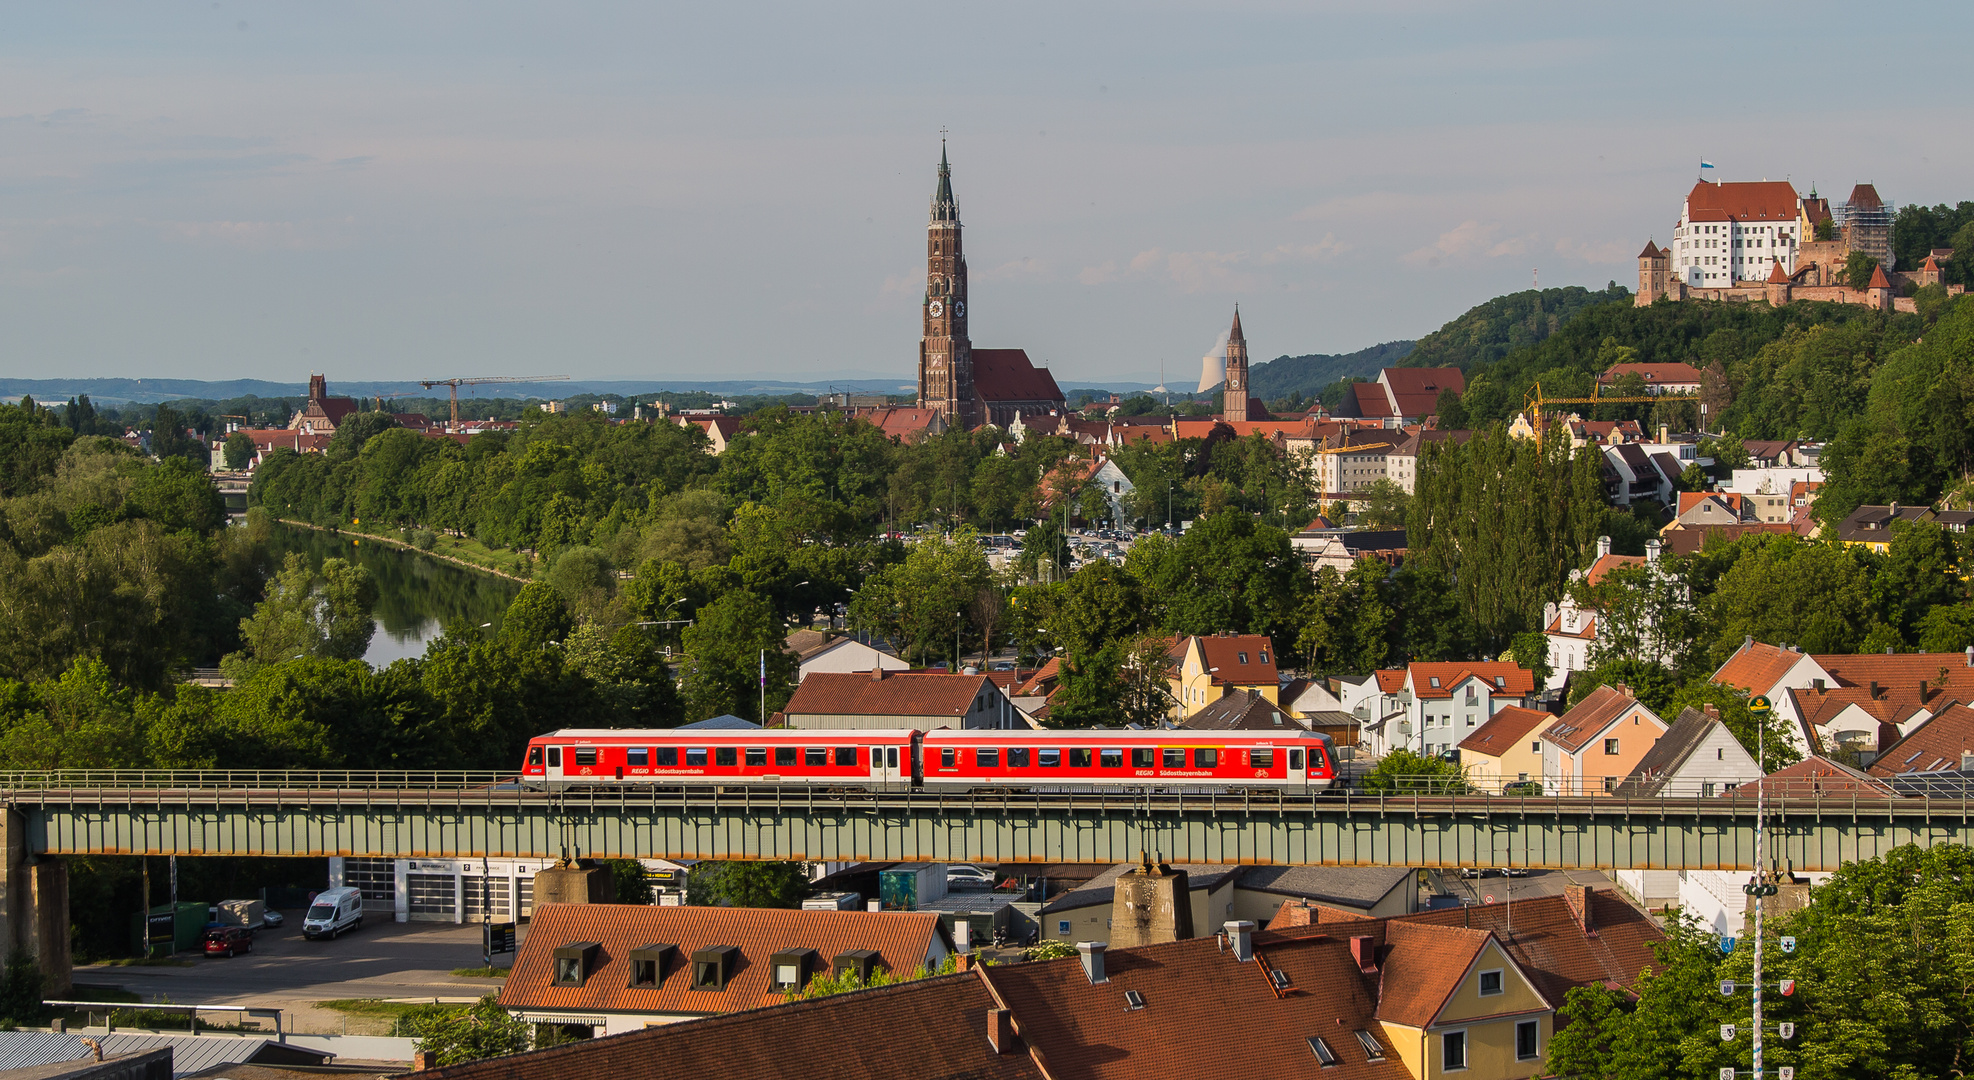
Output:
top-left (10, 786), bottom-right (1974, 871)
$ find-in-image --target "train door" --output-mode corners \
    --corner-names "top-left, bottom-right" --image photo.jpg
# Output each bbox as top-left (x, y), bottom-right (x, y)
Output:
top-left (544, 744), bottom-right (566, 785)
top-left (871, 739), bottom-right (906, 790)
top-left (1286, 745), bottom-right (1307, 790)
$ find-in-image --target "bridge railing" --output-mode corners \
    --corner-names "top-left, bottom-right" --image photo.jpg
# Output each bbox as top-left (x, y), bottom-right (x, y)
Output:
top-left (0, 769), bottom-right (512, 791)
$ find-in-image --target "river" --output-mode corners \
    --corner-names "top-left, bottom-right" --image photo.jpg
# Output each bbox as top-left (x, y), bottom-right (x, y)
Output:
top-left (263, 525), bottom-right (521, 666)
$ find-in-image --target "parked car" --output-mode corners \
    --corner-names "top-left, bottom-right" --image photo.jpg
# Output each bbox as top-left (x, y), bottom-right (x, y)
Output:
top-left (302, 886), bottom-right (366, 940)
top-left (261, 910), bottom-right (285, 928)
top-left (947, 865), bottom-right (996, 890)
top-left (203, 925), bottom-right (254, 958)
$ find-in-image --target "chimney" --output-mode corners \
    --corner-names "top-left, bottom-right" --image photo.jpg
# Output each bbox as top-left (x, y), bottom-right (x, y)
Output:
top-left (1658, 424), bottom-right (1669, 444)
top-left (1869, 681), bottom-right (1879, 700)
top-left (1077, 941), bottom-right (1108, 984)
top-left (1350, 935), bottom-right (1378, 974)
top-left (1563, 884), bottom-right (1596, 937)
top-left (412, 1050), bottom-right (437, 1072)
top-left (1965, 646), bottom-right (1972, 667)
top-left (1703, 704), bottom-right (1720, 720)
top-left (1225, 920), bottom-right (1255, 962)
top-left (986, 1008), bottom-right (1016, 1055)
top-left (1596, 535), bottom-right (1612, 559)
top-left (871, 666), bottom-right (886, 681)
top-left (1962, 750), bottom-right (1974, 771)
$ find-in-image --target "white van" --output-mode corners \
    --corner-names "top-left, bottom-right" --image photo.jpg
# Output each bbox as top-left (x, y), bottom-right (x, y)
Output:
top-left (302, 887), bottom-right (365, 940)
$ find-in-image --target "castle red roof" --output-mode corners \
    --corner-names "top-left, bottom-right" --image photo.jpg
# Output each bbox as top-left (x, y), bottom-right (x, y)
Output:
top-left (1685, 180), bottom-right (1799, 223)
top-left (1867, 264), bottom-right (1892, 290)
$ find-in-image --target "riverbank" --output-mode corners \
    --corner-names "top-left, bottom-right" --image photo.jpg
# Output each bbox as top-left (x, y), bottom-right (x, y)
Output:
top-left (271, 519), bottom-right (534, 583)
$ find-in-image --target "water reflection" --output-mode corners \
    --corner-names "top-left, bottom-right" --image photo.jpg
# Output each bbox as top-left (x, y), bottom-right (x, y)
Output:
top-left (262, 525), bottom-right (522, 666)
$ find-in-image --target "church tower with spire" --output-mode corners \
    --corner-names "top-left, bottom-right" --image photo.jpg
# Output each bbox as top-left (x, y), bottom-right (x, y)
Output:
top-left (1222, 307), bottom-right (1249, 423)
top-left (918, 143), bottom-right (975, 427)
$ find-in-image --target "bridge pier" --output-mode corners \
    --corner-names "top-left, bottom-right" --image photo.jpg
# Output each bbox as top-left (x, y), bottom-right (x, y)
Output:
top-left (0, 809), bottom-right (72, 995)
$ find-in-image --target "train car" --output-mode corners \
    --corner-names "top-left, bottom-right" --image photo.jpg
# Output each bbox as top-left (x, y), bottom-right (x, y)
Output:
top-left (520, 727), bottom-right (1336, 794)
top-left (919, 729), bottom-right (1336, 792)
top-left (521, 728), bottom-right (921, 791)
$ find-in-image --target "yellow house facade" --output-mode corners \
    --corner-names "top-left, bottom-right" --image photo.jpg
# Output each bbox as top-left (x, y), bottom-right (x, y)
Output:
top-left (1458, 705), bottom-right (1559, 793)
top-left (1166, 634), bottom-right (1280, 720)
top-left (1377, 926), bottom-right (1551, 1080)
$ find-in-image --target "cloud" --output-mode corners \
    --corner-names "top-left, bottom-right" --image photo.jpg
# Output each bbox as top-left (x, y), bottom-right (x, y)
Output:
top-left (1078, 260), bottom-right (1118, 285)
top-left (879, 271), bottom-right (920, 297)
top-left (1402, 221), bottom-right (1536, 266)
top-left (979, 256), bottom-right (1049, 281)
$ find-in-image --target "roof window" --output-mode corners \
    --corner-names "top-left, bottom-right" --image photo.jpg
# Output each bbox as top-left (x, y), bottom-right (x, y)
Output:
top-left (1353, 1030), bottom-right (1386, 1061)
top-left (691, 945), bottom-right (740, 990)
top-left (628, 943), bottom-right (677, 988)
top-left (552, 941), bottom-right (602, 987)
top-left (1308, 1036), bottom-right (1340, 1066)
top-left (1495, 676), bottom-right (1505, 688)
top-left (1124, 989), bottom-right (1146, 1010)
top-left (1429, 677), bottom-right (1441, 688)
top-left (1268, 969), bottom-right (1292, 990)
top-left (1238, 652), bottom-right (1249, 664)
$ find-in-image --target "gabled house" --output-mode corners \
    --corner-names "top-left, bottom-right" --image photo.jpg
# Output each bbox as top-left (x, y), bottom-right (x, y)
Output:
top-left (1709, 639), bottom-right (1833, 757)
top-left (780, 670), bottom-right (1021, 730)
top-left (1370, 921), bottom-right (1553, 1080)
top-left (1833, 503), bottom-right (1932, 552)
top-left (1610, 706), bottom-right (1762, 908)
top-left (1867, 702), bottom-right (1974, 780)
top-left (1360, 663), bottom-right (1539, 760)
top-left (784, 632), bottom-right (909, 682)
top-left (1539, 686), bottom-right (1669, 796)
top-left (1458, 706), bottom-right (1561, 793)
top-left (1541, 535), bottom-right (1672, 691)
top-left (678, 415), bottom-right (746, 454)
top-left (1180, 688), bottom-right (1304, 732)
top-left (1166, 634), bottom-right (1280, 721)
top-left (499, 904), bottom-right (953, 1033)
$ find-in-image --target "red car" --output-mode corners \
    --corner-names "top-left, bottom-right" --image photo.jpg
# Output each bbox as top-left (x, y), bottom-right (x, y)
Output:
top-left (203, 926), bottom-right (253, 958)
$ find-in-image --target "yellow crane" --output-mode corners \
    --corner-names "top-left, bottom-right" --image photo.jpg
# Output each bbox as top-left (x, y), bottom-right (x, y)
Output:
top-left (417, 375), bottom-right (570, 432)
top-left (1520, 381), bottom-right (1664, 446)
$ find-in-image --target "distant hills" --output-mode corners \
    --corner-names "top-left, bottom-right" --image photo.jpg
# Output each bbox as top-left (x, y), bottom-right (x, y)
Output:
top-left (0, 377), bottom-right (915, 406)
top-left (1245, 340), bottom-right (1417, 400)
top-left (1405, 284), bottom-right (1631, 372)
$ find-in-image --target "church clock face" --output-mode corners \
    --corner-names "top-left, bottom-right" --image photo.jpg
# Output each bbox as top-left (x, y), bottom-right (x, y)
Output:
top-left (954, 300), bottom-right (965, 317)
top-left (929, 300), bottom-right (944, 317)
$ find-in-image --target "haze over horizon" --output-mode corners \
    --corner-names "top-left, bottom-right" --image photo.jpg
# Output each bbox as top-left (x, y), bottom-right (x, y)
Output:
top-left (4, 2), bottom-right (1970, 385)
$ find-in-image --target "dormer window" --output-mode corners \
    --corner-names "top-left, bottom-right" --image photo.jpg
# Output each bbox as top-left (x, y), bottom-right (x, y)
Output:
top-left (1259, 650), bottom-right (1269, 663)
top-left (1238, 652), bottom-right (1249, 664)
top-left (770, 948), bottom-right (819, 991)
top-left (692, 945), bottom-right (739, 990)
top-left (552, 941), bottom-right (602, 986)
top-left (629, 944), bottom-right (676, 988)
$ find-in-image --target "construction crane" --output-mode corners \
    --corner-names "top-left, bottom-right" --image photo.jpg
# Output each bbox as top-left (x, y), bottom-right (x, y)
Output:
top-left (1520, 381), bottom-right (1664, 446)
top-left (418, 375), bottom-right (570, 432)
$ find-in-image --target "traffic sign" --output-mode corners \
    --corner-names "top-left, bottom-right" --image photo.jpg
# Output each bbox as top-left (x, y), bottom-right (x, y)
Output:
top-left (1749, 695), bottom-right (1772, 714)
top-left (1721, 937), bottom-right (1736, 954)
top-left (1778, 1069), bottom-right (1795, 1080)
top-left (1484, 895), bottom-right (1495, 905)
top-left (1780, 978), bottom-right (1796, 996)
top-left (1720, 1069), bottom-right (1736, 1080)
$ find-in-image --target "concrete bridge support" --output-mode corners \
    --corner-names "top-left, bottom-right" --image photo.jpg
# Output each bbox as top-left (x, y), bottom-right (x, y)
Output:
top-left (0, 809), bottom-right (72, 996)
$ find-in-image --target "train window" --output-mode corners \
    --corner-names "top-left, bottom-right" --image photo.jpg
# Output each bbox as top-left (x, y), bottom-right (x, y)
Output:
top-left (1070, 748), bottom-right (1093, 768)
top-left (1289, 748), bottom-right (1304, 770)
top-left (687, 748), bottom-right (709, 767)
top-left (775, 747), bottom-right (798, 767)
top-left (805, 747), bottom-right (828, 767)
top-left (653, 747), bottom-right (678, 767)
top-left (1251, 748), bottom-right (1275, 768)
top-left (1132, 748), bottom-right (1154, 768)
top-left (1007, 747), bottom-right (1031, 768)
top-left (835, 747), bottom-right (857, 766)
top-left (976, 748), bottom-right (1000, 768)
top-left (574, 748), bottom-right (598, 767)
top-left (1194, 748), bottom-right (1219, 768)
top-left (528, 747), bottom-right (542, 766)
top-left (627, 748), bottom-right (649, 767)
top-left (1038, 748), bottom-right (1061, 768)
top-left (717, 747), bottom-right (737, 767)
top-left (745, 748), bottom-right (767, 767)
top-left (940, 748), bottom-right (956, 768)
top-left (547, 747), bottom-right (561, 767)
top-left (1162, 748), bottom-right (1185, 768)
top-left (1099, 749), bottom-right (1124, 768)
top-left (1308, 744), bottom-right (1325, 769)
top-left (886, 747), bottom-right (898, 768)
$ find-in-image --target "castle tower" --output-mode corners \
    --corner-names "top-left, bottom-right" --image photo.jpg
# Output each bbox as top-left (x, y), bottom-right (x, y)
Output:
top-left (1222, 307), bottom-right (1249, 423)
top-left (307, 373), bottom-right (327, 402)
top-left (1866, 263), bottom-right (1893, 312)
top-left (1764, 258), bottom-right (1793, 307)
top-left (1635, 241), bottom-right (1670, 306)
top-left (917, 143), bottom-right (975, 428)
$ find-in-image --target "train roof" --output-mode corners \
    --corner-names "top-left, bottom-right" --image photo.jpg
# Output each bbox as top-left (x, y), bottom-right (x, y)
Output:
top-left (922, 728), bottom-right (1330, 742)
top-left (536, 728), bottom-right (923, 740)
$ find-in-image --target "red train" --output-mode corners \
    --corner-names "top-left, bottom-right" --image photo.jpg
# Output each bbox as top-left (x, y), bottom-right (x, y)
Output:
top-left (520, 727), bottom-right (1337, 792)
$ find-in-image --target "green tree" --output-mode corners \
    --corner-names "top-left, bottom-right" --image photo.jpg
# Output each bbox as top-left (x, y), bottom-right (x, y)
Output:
top-left (1842, 250), bottom-right (1880, 291)
top-left (222, 432), bottom-right (256, 471)
top-left (0, 950), bottom-right (45, 1026)
top-left (679, 590), bottom-right (792, 723)
top-left (850, 530), bottom-right (992, 665)
top-left (500, 582), bottom-right (574, 651)
top-left (1360, 748), bottom-right (1466, 793)
top-left (1700, 537), bottom-right (1881, 664)
top-left (1663, 682), bottom-right (1801, 771)
top-left (1353, 478), bottom-right (1411, 531)
top-left (1567, 658), bottom-right (1677, 715)
top-left (608, 860), bottom-right (655, 905)
top-left (687, 861), bottom-right (810, 908)
top-left (406, 994), bottom-right (531, 1067)
top-left (1505, 629), bottom-right (1553, 690)
top-left (229, 553), bottom-right (378, 670)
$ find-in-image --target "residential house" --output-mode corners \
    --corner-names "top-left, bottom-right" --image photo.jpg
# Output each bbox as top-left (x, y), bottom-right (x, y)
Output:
top-left (1665, 491), bottom-right (1756, 532)
top-left (1166, 634), bottom-right (1280, 721)
top-left (1539, 686), bottom-right (1670, 796)
top-left (1601, 442), bottom-right (1680, 507)
top-left (1291, 527), bottom-right (1409, 574)
top-left (677, 415), bottom-right (746, 454)
top-left (1279, 676), bottom-right (1345, 718)
top-left (1038, 453), bottom-right (1134, 524)
top-left (1229, 866), bottom-right (1422, 924)
top-left (1869, 702), bottom-right (1974, 782)
top-left (1712, 640), bottom-right (1974, 756)
top-left (1180, 689), bottom-right (1304, 732)
top-left (1599, 362), bottom-right (1702, 395)
top-left (1709, 640), bottom-right (1832, 757)
top-left (1457, 706), bottom-right (1561, 793)
top-left (1363, 921), bottom-right (1553, 1079)
top-left (1357, 663), bottom-right (1540, 760)
top-left (1004, 659), bottom-right (1060, 725)
top-left (1541, 536), bottom-right (1670, 691)
top-left (498, 904), bottom-right (953, 1033)
top-left (783, 632), bottom-right (909, 682)
top-left (1835, 503), bottom-right (1937, 552)
top-left (1305, 431), bottom-right (1399, 494)
top-left (1386, 427), bottom-right (1474, 494)
top-left (1609, 707), bottom-right (1762, 908)
top-left (778, 670), bottom-right (1022, 730)
top-left (1333, 367), bottom-right (1467, 426)
top-left (1783, 680), bottom-right (1969, 758)
top-left (1661, 521), bottom-right (1809, 556)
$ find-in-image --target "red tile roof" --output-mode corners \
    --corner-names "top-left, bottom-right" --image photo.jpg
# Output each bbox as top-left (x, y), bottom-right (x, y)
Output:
top-left (420, 970), bottom-right (1039, 1080)
top-left (1811, 652), bottom-right (1974, 692)
top-left (500, 905), bottom-right (949, 1019)
top-left (1712, 641), bottom-right (1813, 696)
top-left (1372, 921), bottom-right (1498, 1027)
top-left (1637, 241), bottom-right (1665, 259)
top-left (979, 932), bottom-right (1410, 1080)
top-left (1543, 685), bottom-right (1650, 753)
top-left (783, 671), bottom-right (996, 719)
top-left (1766, 259), bottom-right (1791, 283)
top-left (973, 349), bottom-right (1064, 405)
top-left (1870, 703), bottom-right (1974, 776)
top-left (1598, 362), bottom-right (1702, 386)
top-left (1459, 705), bottom-right (1557, 756)
top-left (1381, 367), bottom-right (1465, 419)
top-left (1187, 634), bottom-right (1279, 687)
top-left (1585, 553), bottom-right (1647, 587)
top-left (1346, 382), bottom-right (1395, 418)
top-left (1374, 670), bottom-right (1407, 693)
top-left (1729, 757), bottom-right (1896, 799)
top-left (1408, 662), bottom-right (1534, 700)
top-left (1685, 180), bottom-right (1800, 222)
top-left (1846, 183), bottom-right (1885, 211)
top-left (1868, 264), bottom-right (1892, 290)
top-left (1664, 523), bottom-right (1811, 556)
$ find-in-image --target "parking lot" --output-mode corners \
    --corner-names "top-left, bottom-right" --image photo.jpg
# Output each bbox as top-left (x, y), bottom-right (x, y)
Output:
top-left (75, 912), bottom-right (523, 1034)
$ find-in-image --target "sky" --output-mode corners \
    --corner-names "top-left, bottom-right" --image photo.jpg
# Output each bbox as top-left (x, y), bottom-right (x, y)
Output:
top-left (4, 2), bottom-right (1971, 387)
